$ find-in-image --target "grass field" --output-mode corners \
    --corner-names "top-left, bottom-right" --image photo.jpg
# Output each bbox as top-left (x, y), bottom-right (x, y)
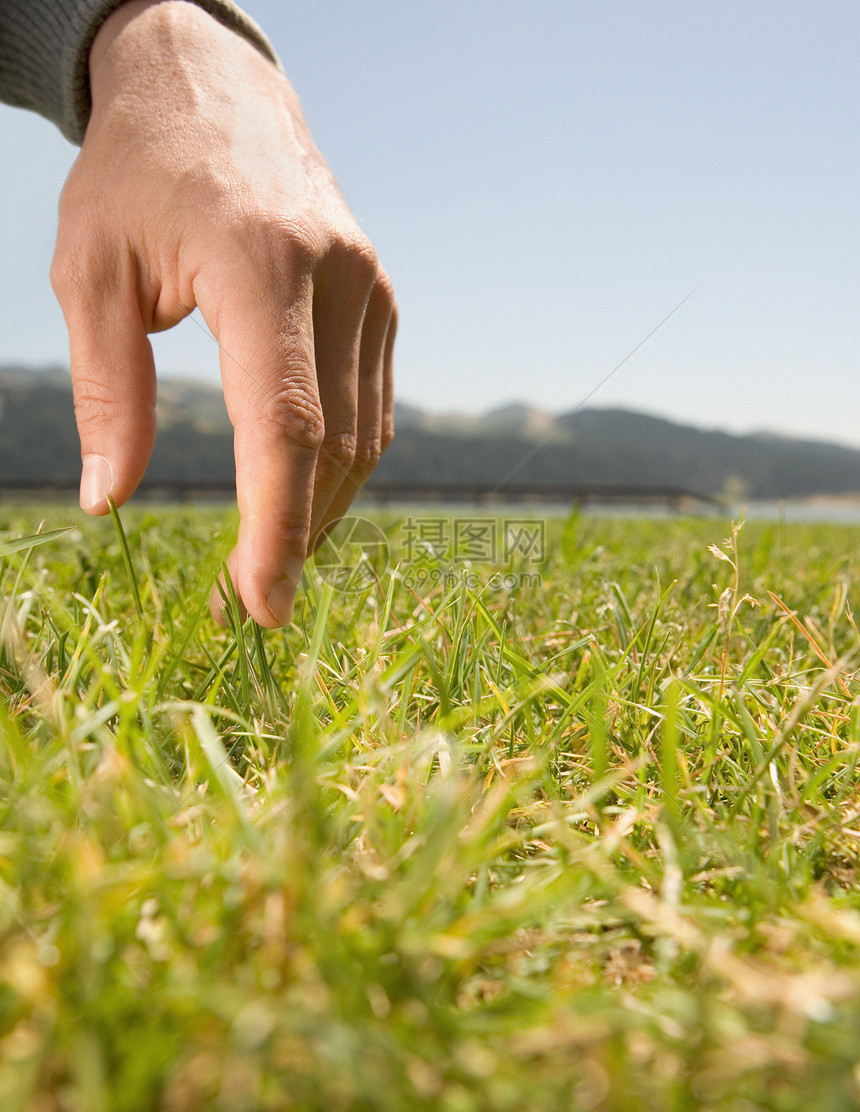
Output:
top-left (1, 504), bottom-right (860, 1111)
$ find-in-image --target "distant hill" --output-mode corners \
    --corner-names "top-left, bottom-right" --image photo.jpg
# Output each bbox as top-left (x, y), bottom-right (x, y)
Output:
top-left (390, 399), bottom-right (860, 500)
top-left (394, 401), bottom-right (569, 442)
top-left (3, 365), bottom-right (860, 500)
top-left (0, 365), bottom-right (235, 486)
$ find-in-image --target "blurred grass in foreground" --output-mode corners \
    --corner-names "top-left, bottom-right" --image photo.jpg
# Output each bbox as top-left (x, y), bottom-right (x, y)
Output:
top-left (0, 506), bottom-right (859, 1110)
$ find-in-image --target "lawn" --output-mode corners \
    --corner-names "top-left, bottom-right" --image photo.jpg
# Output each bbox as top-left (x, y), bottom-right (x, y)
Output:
top-left (1, 504), bottom-right (860, 1111)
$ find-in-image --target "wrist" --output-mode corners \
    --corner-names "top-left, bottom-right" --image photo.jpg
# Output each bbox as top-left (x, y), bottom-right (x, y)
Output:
top-left (90, 0), bottom-right (281, 100)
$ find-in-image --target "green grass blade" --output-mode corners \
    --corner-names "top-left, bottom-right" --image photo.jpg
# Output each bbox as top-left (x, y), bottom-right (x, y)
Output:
top-left (107, 495), bottom-right (143, 619)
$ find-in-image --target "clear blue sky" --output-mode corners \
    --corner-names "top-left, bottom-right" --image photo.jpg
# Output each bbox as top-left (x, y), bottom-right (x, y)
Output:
top-left (2, 1), bottom-right (860, 444)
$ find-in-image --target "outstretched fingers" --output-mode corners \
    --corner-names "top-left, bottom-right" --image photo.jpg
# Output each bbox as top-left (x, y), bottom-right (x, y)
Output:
top-left (203, 266), bottom-right (323, 628)
top-left (311, 270), bottom-right (397, 546)
top-left (50, 243), bottom-right (158, 514)
top-left (203, 232), bottom-right (395, 628)
top-left (305, 243), bottom-right (376, 541)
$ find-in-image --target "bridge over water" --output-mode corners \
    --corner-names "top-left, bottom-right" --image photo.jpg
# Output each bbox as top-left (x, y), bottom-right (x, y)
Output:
top-left (0, 478), bottom-right (721, 511)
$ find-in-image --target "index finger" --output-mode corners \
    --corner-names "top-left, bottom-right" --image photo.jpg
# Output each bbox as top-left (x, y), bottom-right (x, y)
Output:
top-left (198, 269), bottom-right (322, 628)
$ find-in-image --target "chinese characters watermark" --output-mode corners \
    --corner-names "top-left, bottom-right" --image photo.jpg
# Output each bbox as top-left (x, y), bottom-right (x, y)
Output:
top-left (312, 515), bottom-right (546, 593)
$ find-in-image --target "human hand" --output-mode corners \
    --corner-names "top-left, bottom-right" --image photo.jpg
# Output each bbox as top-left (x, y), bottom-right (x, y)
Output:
top-left (50, 0), bottom-right (396, 627)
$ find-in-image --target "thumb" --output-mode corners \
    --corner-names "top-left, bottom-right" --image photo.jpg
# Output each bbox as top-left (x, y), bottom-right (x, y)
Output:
top-left (52, 255), bottom-right (157, 514)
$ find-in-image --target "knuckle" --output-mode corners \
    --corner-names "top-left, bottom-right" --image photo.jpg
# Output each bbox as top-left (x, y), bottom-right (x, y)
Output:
top-left (353, 436), bottom-right (382, 471)
top-left (374, 267), bottom-right (396, 308)
top-left (51, 234), bottom-right (117, 309)
top-left (48, 254), bottom-right (69, 298)
top-left (321, 429), bottom-right (357, 469)
top-left (327, 235), bottom-right (379, 291)
top-left (380, 419), bottom-right (395, 452)
top-left (236, 211), bottom-right (325, 273)
top-left (257, 384), bottom-right (325, 451)
top-left (271, 510), bottom-right (312, 554)
top-left (352, 238), bottom-right (380, 281)
top-left (50, 249), bottom-right (89, 304)
top-left (386, 299), bottom-right (399, 345)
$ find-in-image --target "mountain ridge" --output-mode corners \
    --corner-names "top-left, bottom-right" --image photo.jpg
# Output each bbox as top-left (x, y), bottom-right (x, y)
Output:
top-left (394, 397), bottom-right (858, 452)
top-left (1, 366), bottom-right (859, 500)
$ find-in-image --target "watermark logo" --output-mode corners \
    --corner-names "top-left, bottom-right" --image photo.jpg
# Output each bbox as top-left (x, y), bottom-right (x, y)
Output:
top-left (401, 516), bottom-right (545, 564)
top-left (312, 516), bottom-right (390, 592)
top-left (400, 515), bottom-right (545, 592)
top-left (313, 515), bottom-right (546, 593)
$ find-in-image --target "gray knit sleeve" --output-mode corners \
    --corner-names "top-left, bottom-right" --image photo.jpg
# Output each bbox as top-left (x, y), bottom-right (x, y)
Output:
top-left (0, 0), bottom-right (281, 145)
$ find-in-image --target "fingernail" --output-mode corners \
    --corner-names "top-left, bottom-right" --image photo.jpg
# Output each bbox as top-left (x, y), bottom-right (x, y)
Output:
top-left (266, 579), bottom-right (296, 626)
top-left (80, 454), bottom-right (113, 511)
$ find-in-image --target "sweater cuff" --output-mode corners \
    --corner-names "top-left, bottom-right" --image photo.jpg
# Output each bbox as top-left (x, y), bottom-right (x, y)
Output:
top-left (0, 0), bottom-right (281, 145)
